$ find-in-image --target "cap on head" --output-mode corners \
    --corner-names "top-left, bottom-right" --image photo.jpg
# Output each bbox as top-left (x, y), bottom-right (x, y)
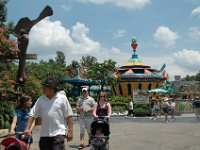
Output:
top-left (41, 78), bottom-right (57, 88)
top-left (82, 87), bottom-right (88, 92)
top-left (163, 97), bottom-right (169, 101)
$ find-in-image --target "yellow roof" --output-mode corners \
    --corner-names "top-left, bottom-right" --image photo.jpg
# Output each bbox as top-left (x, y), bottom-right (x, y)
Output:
top-left (122, 61), bottom-right (148, 66)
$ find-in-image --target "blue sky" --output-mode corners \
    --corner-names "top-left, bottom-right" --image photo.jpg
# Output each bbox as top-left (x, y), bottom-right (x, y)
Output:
top-left (6, 0), bottom-right (200, 80)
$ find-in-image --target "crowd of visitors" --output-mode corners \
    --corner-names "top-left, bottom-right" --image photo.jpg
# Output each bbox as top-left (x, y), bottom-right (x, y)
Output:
top-left (149, 97), bottom-right (177, 123)
top-left (4, 77), bottom-right (200, 150)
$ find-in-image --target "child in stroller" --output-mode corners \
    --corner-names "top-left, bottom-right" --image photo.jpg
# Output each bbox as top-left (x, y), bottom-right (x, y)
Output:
top-left (90, 117), bottom-right (110, 150)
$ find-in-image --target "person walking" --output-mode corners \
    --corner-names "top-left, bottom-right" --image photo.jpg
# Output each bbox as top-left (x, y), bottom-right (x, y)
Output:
top-left (10, 94), bottom-right (35, 148)
top-left (150, 99), bottom-right (155, 119)
top-left (127, 100), bottom-right (134, 117)
top-left (153, 101), bottom-right (161, 120)
top-left (24, 78), bottom-right (74, 150)
top-left (162, 97), bottom-right (170, 123)
top-left (76, 88), bottom-right (96, 149)
top-left (193, 96), bottom-right (200, 123)
top-left (169, 99), bottom-right (176, 121)
top-left (93, 92), bottom-right (112, 119)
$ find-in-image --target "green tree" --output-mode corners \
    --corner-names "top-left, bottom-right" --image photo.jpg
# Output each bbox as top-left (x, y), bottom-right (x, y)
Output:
top-left (88, 59), bottom-right (117, 90)
top-left (0, 0), bottom-right (8, 27)
top-left (27, 61), bottom-right (66, 81)
top-left (68, 60), bottom-right (80, 68)
top-left (55, 51), bottom-right (66, 67)
top-left (182, 71), bottom-right (200, 81)
top-left (80, 55), bottom-right (97, 67)
top-left (195, 71), bottom-right (200, 81)
top-left (26, 61), bottom-right (73, 94)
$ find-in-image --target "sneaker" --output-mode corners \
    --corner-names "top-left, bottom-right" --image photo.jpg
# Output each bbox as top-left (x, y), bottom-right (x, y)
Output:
top-left (150, 117), bottom-right (152, 119)
top-left (154, 118), bottom-right (157, 120)
top-left (78, 144), bottom-right (85, 149)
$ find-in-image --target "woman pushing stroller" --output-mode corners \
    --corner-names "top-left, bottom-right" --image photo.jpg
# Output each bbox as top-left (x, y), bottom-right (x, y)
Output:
top-left (91, 92), bottom-right (112, 150)
top-left (93, 92), bottom-right (112, 119)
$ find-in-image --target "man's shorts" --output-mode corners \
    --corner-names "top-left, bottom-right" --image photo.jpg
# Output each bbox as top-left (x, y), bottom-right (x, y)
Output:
top-left (163, 107), bottom-right (169, 113)
top-left (79, 117), bottom-right (93, 134)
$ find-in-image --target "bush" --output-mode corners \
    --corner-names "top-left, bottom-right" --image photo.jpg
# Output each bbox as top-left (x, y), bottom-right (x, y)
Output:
top-left (107, 96), bottom-right (132, 103)
top-left (134, 104), bottom-right (151, 117)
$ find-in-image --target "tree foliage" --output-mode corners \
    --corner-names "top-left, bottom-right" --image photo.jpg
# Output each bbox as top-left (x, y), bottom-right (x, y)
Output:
top-left (182, 71), bottom-right (200, 81)
top-left (87, 59), bottom-right (117, 90)
top-left (0, 0), bottom-right (8, 27)
top-left (80, 55), bottom-right (97, 67)
top-left (55, 51), bottom-right (66, 67)
top-left (68, 60), bottom-right (80, 68)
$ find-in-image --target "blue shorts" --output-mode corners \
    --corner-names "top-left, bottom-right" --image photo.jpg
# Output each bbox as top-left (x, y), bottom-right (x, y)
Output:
top-left (163, 107), bottom-right (169, 113)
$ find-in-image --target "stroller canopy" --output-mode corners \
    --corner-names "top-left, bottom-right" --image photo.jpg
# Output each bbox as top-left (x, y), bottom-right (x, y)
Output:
top-left (1, 137), bottom-right (27, 150)
top-left (91, 119), bottom-right (110, 136)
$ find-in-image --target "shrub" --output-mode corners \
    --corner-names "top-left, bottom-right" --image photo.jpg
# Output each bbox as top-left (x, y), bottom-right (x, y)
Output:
top-left (134, 104), bottom-right (151, 117)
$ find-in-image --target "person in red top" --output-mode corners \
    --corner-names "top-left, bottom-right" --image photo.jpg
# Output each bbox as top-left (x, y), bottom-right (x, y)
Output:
top-left (93, 92), bottom-right (112, 119)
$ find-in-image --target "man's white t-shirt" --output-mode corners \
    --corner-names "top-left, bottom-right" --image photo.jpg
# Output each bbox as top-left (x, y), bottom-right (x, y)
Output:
top-left (30, 93), bottom-right (73, 137)
top-left (77, 96), bottom-right (95, 118)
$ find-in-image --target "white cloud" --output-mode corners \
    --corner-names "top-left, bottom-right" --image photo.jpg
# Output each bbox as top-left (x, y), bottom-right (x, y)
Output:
top-left (110, 47), bottom-right (121, 54)
top-left (78, 0), bottom-right (151, 10)
top-left (60, 4), bottom-right (71, 11)
top-left (78, 0), bottom-right (109, 4)
top-left (114, 0), bottom-right (151, 10)
top-left (113, 29), bottom-right (127, 38)
top-left (27, 19), bottom-right (198, 80)
top-left (188, 27), bottom-right (200, 39)
top-left (191, 6), bottom-right (200, 17)
top-left (173, 49), bottom-right (200, 73)
top-left (71, 22), bottom-right (101, 53)
top-left (153, 26), bottom-right (180, 47)
top-left (28, 18), bottom-right (100, 59)
top-left (140, 53), bottom-right (199, 80)
top-left (28, 18), bottom-right (129, 65)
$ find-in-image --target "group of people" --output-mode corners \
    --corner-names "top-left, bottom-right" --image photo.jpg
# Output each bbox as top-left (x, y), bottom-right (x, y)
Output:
top-left (150, 97), bottom-right (176, 122)
top-left (9, 78), bottom-right (112, 150)
top-left (76, 88), bottom-right (112, 149)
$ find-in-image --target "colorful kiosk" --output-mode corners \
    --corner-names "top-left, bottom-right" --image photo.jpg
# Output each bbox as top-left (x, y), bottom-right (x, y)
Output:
top-left (112, 38), bottom-right (168, 102)
top-left (64, 67), bottom-right (100, 97)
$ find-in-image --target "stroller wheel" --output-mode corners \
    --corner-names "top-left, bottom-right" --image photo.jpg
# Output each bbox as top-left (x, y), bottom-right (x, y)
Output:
top-left (89, 145), bottom-right (94, 150)
top-left (105, 141), bottom-right (109, 150)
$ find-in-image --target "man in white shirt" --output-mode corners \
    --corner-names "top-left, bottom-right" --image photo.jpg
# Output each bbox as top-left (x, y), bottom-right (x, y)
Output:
top-left (76, 88), bottom-right (95, 149)
top-left (24, 78), bottom-right (74, 150)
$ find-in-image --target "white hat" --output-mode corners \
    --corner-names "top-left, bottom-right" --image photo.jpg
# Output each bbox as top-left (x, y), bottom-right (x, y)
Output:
top-left (82, 87), bottom-right (88, 92)
top-left (163, 97), bottom-right (169, 101)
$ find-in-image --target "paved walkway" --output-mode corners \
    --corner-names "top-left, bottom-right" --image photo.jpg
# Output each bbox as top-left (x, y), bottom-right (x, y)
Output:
top-left (28, 113), bottom-right (200, 150)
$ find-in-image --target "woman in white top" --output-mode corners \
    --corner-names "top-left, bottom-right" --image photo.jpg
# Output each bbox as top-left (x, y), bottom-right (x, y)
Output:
top-left (170, 99), bottom-right (176, 121)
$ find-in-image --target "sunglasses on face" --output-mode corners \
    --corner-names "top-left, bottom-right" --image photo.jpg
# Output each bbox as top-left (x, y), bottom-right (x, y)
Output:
top-left (99, 95), bottom-right (105, 98)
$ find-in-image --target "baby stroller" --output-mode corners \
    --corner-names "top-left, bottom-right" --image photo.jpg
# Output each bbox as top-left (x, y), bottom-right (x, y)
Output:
top-left (0, 133), bottom-right (30, 150)
top-left (90, 117), bottom-right (110, 150)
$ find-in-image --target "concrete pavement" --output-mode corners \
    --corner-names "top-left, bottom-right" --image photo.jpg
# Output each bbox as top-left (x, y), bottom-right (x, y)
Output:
top-left (29, 113), bottom-right (200, 150)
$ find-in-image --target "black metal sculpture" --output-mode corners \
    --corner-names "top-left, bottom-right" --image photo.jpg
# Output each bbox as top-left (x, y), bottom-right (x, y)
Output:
top-left (13, 5), bottom-right (53, 84)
